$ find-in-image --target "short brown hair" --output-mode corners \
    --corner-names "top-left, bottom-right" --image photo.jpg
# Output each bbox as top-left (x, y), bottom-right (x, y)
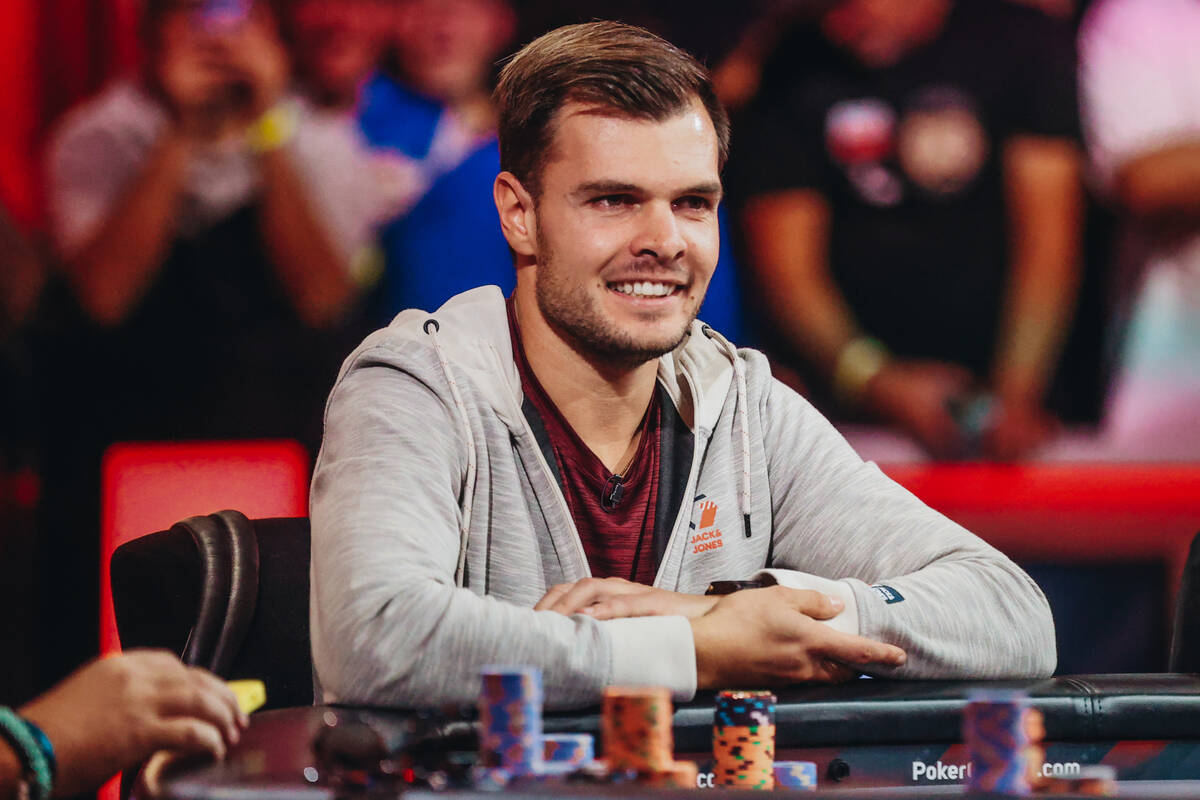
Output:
top-left (494, 21), bottom-right (730, 196)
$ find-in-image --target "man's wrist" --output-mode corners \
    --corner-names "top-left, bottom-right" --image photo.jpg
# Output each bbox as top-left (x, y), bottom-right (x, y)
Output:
top-left (833, 336), bottom-right (890, 408)
top-left (689, 617), bottom-right (717, 689)
top-left (705, 577), bottom-right (773, 595)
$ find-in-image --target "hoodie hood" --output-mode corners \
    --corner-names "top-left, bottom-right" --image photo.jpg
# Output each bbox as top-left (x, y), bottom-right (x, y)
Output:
top-left (379, 285), bottom-right (737, 435)
top-left (370, 285), bottom-right (755, 560)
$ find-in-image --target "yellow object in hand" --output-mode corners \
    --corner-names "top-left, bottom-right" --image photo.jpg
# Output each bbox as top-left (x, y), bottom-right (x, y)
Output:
top-left (226, 680), bottom-right (266, 714)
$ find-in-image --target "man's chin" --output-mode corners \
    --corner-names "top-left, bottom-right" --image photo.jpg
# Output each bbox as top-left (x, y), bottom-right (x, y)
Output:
top-left (581, 325), bottom-right (692, 367)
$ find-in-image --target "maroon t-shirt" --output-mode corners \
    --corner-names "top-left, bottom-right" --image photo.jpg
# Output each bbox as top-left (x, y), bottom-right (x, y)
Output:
top-left (507, 301), bottom-right (661, 583)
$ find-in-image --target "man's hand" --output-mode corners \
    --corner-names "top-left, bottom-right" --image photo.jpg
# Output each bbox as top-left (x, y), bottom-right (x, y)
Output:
top-left (534, 577), bottom-right (718, 619)
top-left (863, 359), bottom-right (973, 459)
top-left (981, 398), bottom-right (1058, 461)
top-left (690, 586), bottom-right (906, 689)
top-left (19, 650), bottom-right (247, 797)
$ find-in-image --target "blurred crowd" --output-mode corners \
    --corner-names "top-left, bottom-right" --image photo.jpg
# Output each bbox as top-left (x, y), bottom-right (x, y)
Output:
top-left (1, 0), bottom-right (1199, 700)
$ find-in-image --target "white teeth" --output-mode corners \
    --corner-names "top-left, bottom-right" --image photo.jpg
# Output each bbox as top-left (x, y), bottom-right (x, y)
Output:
top-left (612, 281), bottom-right (674, 297)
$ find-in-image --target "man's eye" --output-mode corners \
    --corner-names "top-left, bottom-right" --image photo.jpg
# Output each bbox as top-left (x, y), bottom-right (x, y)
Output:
top-left (676, 196), bottom-right (713, 211)
top-left (593, 195), bottom-right (634, 208)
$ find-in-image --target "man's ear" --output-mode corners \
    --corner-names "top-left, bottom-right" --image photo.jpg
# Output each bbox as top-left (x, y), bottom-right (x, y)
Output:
top-left (494, 171), bottom-right (537, 258)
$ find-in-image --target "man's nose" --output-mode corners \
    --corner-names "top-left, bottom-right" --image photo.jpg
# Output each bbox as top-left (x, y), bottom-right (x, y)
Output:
top-left (631, 202), bottom-right (686, 262)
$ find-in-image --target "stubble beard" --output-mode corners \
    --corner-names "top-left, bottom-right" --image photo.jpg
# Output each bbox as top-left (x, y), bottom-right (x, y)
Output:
top-left (533, 227), bottom-right (696, 369)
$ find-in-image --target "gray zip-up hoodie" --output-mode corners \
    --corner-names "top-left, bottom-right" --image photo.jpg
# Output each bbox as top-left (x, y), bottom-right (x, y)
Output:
top-left (310, 286), bottom-right (1055, 709)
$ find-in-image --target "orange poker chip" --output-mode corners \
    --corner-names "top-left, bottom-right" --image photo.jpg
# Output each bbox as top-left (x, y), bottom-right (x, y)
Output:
top-left (601, 687), bottom-right (675, 773)
top-left (713, 724), bottom-right (776, 789)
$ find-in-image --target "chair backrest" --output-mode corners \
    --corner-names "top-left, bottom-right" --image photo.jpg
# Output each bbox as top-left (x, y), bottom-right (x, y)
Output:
top-left (1169, 531), bottom-right (1200, 672)
top-left (99, 440), bottom-right (310, 659)
top-left (111, 513), bottom-right (314, 708)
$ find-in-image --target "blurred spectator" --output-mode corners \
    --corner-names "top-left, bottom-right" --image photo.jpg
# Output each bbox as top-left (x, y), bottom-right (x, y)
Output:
top-left (730, 0), bottom-right (1084, 460)
top-left (43, 0), bottom-right (397, 447)
top-left (358, 0), bottom-right (517, 319)
top-left (1079, 0), bottom-right (1200, 460)
top-left (36, 0), bottom-right (388, 687)
top-left (48, 0), bottom-right (386, 333)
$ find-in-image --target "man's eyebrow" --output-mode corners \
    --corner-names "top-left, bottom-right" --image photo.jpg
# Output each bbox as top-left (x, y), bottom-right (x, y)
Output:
top-left (572, 181), bottom-right (641, 196)
top-left (571, 180), bottom-right (724, 197)
top-left (680, 182), bottom-right (724, 198)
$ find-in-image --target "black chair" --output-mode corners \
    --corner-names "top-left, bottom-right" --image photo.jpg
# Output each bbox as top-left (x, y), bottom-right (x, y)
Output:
top-left (110, 511), bottom-right (313, 708)
top-left (1168, 530), bottom-right (1200, 673)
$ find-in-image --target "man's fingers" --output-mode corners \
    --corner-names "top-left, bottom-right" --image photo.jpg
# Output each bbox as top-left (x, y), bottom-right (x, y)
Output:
top-left (816, 630), bottom-right (907, 668)
top-left (156, 672), bottom-right (242, 746)
top-left (152, 719), bottom-right (227, 761)
top-left (534, 583), bottom-right (573, 612)
top-left (189, 668), bottom-right (249, 732)
top-left (549, 580), bottom-right (612, 615)
top-left (585, 593), bottom-right (661, 621)
top-left (776, 586), bottom-right (845, 620)
top-left (813, 658), bottom-right (860, 684)
top-left (549, 579), bottom-right (650, 616)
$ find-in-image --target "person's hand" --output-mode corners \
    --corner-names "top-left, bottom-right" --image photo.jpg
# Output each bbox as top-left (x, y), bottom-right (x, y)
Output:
top-left (534, 577), bottom-right (718, 620)
top-left (689, 586), bottom-right (906, 689)
top-left (18, 650), bottom-right (247, 797)
top-left (223, 11), bottom-right (291, 118)
top-left (862, 359), bottom-right (974, 459)
top-left (981, 398), bottom-right (1058, 461)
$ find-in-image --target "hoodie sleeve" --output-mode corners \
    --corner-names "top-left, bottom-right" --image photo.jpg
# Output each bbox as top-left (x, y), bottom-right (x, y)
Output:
top-left (753, 355), bottom-right (1056, 679)
top-left (309, 345), bottom-right (696, 709)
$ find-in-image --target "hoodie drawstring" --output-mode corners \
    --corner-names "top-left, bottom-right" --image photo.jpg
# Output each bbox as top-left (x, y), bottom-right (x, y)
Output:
top-left (425, 318), bottom-right (476, 585)
top-left (702, 325), bottom-right (753, 539)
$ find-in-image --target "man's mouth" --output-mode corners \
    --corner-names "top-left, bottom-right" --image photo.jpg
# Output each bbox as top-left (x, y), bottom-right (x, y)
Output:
top-left (606, 281), bottom-right (681, 299)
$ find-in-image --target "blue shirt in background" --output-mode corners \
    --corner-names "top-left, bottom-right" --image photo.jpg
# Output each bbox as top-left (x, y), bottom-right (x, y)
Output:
top-left (359, 74), bottom-right (514, 321)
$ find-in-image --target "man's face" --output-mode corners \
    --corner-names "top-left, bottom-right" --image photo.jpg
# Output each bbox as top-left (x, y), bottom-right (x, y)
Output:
top-left (526, 98), bottom-right (723, 366)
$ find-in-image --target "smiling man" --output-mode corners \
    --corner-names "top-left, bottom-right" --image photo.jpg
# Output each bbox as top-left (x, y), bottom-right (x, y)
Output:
top-left (309, 21), bottom-right (1056, 708)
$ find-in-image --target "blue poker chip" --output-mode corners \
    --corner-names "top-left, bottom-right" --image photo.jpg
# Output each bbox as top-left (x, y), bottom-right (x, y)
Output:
top-left (478, 667), bottom-right (544, 775)
top-left (774, 761), bottom-right (818, 790)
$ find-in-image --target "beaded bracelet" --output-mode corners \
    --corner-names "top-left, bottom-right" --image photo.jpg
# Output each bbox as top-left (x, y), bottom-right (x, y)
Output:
top-left (0, 707), bottom-right (53, 800)
top-left (22, 718), bottom-right (56, 785)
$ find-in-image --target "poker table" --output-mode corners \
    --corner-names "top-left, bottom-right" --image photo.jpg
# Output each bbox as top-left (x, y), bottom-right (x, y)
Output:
top-left (140, 674), bottom-right (1200, 799)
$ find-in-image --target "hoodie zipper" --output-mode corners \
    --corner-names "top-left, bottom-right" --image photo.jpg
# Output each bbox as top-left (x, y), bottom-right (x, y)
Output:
top-left (494, 342), bottom-right (593, 579)
top-left (519, 419), bottom-right (593, 579)
top-left (651, 363), bottom-right (709, 589)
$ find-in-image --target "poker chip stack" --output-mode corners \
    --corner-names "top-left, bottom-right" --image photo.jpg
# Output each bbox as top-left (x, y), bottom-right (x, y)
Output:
top-left (774, 761), bottom-right (818, 791)
top-left (602, 687), bottom-right (675, 772)
top-left (963, 690), bottom-right (1032, 795)
top-left (713, 690), bottom-right (777, 790)
top-left (477, 666), bottom-right (544, 779)
top-left (601, 686), bottom-right (697, 787)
